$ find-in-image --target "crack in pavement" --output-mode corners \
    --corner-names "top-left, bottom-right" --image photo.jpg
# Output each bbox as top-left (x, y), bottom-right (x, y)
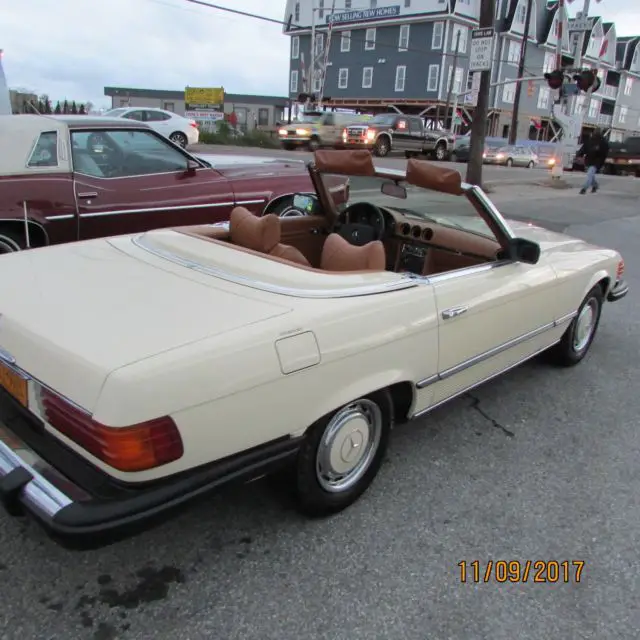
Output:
top-left (467, 394), bottom-right (515, 438)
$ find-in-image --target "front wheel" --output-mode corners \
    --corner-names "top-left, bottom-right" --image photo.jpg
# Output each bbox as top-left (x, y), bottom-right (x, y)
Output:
top-left (294, 390), bottom-right (393, 517)
top-left (307, 137), bottom-right (320, 152)
top-left (374, 137), bottom-right (390, 157)
top-left (434, 143), bottom-right (447, 161)
top-left (527, 161), bottom-right (534, 168)
top-left (547, 285), bottom-right (604, 367)
top-left (506, 158), bottom-right (514, 167)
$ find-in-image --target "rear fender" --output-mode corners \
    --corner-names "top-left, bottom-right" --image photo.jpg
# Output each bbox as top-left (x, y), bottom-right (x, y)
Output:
top-left (290, 370), bottom-right (412, 437)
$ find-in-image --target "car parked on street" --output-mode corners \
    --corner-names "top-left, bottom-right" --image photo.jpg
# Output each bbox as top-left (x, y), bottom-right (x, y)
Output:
top-left (104, 107), bottom-right (199, 147)
top-left (0, 114), bottom-right (349, 254)
top-left (483, 144), bottom-right (539, 168)
top-left (0, 149), bottom-right (627, 548)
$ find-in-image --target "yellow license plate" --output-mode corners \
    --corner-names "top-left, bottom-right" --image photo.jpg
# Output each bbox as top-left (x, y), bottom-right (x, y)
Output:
top-left (0, 361), bottom-right (28, 407)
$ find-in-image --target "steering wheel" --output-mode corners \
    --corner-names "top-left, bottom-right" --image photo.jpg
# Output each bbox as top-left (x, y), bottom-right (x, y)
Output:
top-left (336, 202), bottom-right (386, 247)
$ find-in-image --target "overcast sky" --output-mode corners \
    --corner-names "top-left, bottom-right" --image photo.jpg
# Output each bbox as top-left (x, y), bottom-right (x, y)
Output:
top-left (2, 0), bottom-right (639, 108)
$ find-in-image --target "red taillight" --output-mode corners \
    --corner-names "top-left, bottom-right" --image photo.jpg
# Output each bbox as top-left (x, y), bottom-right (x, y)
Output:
top-left (190, 120), bottom-right (198, 128)
top-left (616, 259), bottom-right (624, 279)
top-left (38, 388), bottom-right (183, 472)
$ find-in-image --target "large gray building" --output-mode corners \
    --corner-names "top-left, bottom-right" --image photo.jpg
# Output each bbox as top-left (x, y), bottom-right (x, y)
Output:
top-left (282, 0), bottom-right (640, 142)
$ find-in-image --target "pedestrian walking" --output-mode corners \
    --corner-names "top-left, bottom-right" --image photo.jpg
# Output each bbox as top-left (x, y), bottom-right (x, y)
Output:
top-left (577, 128), bottom-right (609, 194)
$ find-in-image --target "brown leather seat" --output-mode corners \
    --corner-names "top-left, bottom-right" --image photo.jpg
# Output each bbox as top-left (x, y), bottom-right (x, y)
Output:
top-left (229, 207), bottom-right (310, 266)
top-left (320, 233), bottom-right (386, 272)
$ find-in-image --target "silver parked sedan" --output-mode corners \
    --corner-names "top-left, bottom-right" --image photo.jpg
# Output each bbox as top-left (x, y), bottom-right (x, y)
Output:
top-left (483, 144), bottom-right (539, 168)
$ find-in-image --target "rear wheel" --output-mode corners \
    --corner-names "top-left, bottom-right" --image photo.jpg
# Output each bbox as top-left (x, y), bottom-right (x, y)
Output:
top-left (527, 160), bottom-right (534, 168)
top-left (506, 158), bottom-right (514, 167)
top-left (169, 132), bottom-right (188, 147)
top-left (294, 390), bottom-right (393, 517)
top-left (547, 285), bottom-right (603, 367)
top-left (307, 137), bottom-right (320, 152)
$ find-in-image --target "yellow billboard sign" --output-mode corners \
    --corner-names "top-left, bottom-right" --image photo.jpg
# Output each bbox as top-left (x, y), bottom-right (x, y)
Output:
top-left (184, 87), bottom-right (224, 108)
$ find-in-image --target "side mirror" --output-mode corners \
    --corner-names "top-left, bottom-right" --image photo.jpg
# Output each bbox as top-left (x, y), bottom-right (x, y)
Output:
top-left (508, 237), bottom-right (540, 264)
top-left (185, 158), bottom-right (199, 175)
top-left (381, 181), bottom-right (407, 199)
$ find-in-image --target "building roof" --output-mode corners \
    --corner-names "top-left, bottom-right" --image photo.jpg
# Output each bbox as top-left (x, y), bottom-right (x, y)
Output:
top-left (104, 86), bottom-right (289, 106)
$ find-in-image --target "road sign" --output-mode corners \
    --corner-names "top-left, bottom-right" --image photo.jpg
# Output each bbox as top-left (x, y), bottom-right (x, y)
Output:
top-left (469, 28), bottom-right (494, 72)
top-left (184, 87), bottom-right (225, 110)
top-left (569, 16), bottom-right (594, 32)
top-left (463, 72), bottom-right (482, 106)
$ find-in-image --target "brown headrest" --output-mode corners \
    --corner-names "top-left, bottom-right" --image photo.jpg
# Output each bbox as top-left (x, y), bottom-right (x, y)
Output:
top-left (229, 207), bottom-right (280, 253)
top-left (405, 158), bottom-right (463, 195)
top-left (320, 233), bottom-right (386, 272)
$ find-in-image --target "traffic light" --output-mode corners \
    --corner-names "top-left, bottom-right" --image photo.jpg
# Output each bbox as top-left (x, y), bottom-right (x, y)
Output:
top-left (573, 70), bottom-right (601, 93)
top-left (544, 70), bottom-right (564, 90)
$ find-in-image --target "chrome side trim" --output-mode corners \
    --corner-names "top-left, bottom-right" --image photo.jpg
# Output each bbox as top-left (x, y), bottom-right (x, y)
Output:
top-left (45, 214), bottom-right (75, 221)
top-left (411, 341), bottom-right (561, 420)
top-left (131, 234), bottom-right (420, 299)
top-left (0, 440), bottom-right (73, 518)
top-left (77, 201), bottom-right (235, 219)
top-left (415, 312), bottom-right (577, 390)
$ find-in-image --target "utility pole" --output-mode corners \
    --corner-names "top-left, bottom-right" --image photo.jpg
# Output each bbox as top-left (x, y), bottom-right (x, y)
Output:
top-left (551, 0), bottom-right (566, 179)
top-left (309, 6), bottom-right (317, 110)
top-left (443, 29), bottom-right (462, 131)
top-left (507, 0), bottom-right (534, 145)
top-left (465, 0), bottom-right (495, 186)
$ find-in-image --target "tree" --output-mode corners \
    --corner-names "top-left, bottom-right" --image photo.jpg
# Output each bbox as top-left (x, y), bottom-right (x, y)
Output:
top-left (71, 100), bottom-right (78, 114)
top-left (45, 99), bottom-right (52, 114)
top-left (62, 99), bottom-right (69, 114)
top-left (85, 101), bottom-right (93, 114)
top-left (78, 103), bottom-right (86, 114)
top-left (54, 101), bottom-right (61, 114)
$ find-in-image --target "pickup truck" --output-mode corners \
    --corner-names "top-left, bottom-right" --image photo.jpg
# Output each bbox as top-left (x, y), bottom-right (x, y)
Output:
top-left (340, 113), bottom-right (454, 160)
top-left (603, 136), bottom-right (640, 177)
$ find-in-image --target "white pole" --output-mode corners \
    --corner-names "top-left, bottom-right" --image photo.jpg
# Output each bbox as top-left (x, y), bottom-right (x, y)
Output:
top-left (551, 0), bottom-right (566, 179)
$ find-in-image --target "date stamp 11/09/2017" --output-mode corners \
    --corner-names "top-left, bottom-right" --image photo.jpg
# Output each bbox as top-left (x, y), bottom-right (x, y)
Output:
top-left (458, 560), bottom-right (585, 584)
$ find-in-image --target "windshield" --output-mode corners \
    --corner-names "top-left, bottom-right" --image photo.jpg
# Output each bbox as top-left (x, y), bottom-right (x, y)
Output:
top-left (296, 113), bottom-right (323, 124)
top-left (369, 114), bottom-right (397, 126)
top-left (320, 174), bottom-right (495, 239)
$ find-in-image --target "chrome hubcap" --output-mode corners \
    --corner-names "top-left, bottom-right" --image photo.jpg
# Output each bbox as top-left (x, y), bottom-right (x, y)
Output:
top-left (573, 299), bottom-right (597, 352)
top-left (316, 399), bottom-right (382, 493)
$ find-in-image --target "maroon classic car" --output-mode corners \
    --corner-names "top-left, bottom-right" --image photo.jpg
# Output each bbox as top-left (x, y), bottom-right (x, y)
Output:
top-left (0, 114), bottom-right (348, 254)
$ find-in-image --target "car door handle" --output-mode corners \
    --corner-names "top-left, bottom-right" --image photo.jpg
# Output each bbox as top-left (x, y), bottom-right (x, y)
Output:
top-left (77, 192), bottom-right (98, 199)
top-left (441, 306), bottom-right (468, 320)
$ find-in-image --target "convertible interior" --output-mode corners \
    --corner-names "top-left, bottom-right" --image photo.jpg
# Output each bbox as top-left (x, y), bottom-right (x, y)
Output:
top-left (173, 150), bottom-right (506, 277)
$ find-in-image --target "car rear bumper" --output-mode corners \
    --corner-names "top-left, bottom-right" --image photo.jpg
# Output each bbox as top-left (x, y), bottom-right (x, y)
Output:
top-left (0, 389), bottom-right (302, 549)
top-left (607, 279), bottom-right (628, 302)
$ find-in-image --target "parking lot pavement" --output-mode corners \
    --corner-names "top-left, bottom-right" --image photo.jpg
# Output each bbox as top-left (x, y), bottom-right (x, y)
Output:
top-left (0, 190), bottom-right (638, 639)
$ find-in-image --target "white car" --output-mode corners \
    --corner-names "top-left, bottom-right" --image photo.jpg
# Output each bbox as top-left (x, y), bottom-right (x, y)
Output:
top-left (0, 150), bottom-right (628, 548)
top-left (103, 107), bottom-right (199, 147)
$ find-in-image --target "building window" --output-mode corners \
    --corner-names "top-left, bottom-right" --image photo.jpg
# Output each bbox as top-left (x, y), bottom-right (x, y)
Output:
top-left (395, 65), bottom-right (406, 91)
top-left (619, 106), bottom-right (628, 123)
top-left (454, 67), bottom-right (464, 93)
top-left (313, 72), bottom-right (322, 93)
top-left (502, 82), bottom-right (516, 103)
top-left (537, 87), bottom-right (550, 110)
top-left (341, 31), bottom-right (351, 52)
top-left (404, 0), bottom-right (411, 6)
top-left (345, 0), bottom-right (351, 6)
top-left (258, 108), bottom-right (269, 126)
top-left (624, 77), bottom-right (633, 95)
top-left (338, 68), bottom-right (349, 89)
top-left (516, 2), bottom-right (526, 23)
top-left (163, 102), bottom-right (175, 112)
top-left (432, 22), bottom-right (444, 49)
top-left (290, 70), bottom-right (298, 93)
top-left (588, 99), bottom-right (599, 118)
top-left (362, 66), bottom-right (373, 88)
top-left (294, 2), bottom-right (299, 22)
top-left (451, 25), bottom-right (468, 53)
top-left (318, 0), bottom-right (324, 19)
top-left (315, 33), bottom-right (324, 57)
top-left (399, 24), bottom-right (410, 51)
top-left (543, 52), bottom-right (554, 73)
top-left (427, 65), bottom-right (439, 92)
top-left (365, 28), bottom-right (376, 50)
top-left (508, 40), bottom-right (520, 64)
top-left (370, 0), bottom-right (377, 7)
top-left (292, 36), bottom-right (299, 59)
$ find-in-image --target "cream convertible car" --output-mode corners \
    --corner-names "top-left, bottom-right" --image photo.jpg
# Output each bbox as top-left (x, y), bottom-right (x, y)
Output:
top-left (0, 150), bottom-right (628, 547)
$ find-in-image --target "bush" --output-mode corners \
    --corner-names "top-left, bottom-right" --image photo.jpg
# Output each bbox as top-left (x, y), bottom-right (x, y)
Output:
top-left (198, 126), bottom-right (279, 149)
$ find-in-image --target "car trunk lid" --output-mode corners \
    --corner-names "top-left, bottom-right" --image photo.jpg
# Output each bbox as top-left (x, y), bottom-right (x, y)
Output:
top-left (0, 239), bottom-right (293, 412)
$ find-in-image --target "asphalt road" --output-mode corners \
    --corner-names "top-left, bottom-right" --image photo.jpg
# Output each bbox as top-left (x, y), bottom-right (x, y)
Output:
top-left (1, 177), bottom-right (639, 639)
